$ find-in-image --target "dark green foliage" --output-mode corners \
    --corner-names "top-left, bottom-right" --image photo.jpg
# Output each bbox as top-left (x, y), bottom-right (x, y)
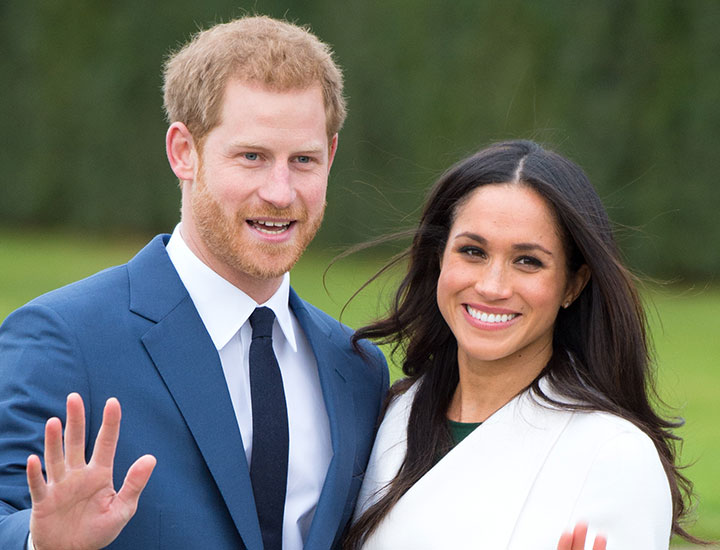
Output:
top-left (2, 1), bottom-right (718, 279)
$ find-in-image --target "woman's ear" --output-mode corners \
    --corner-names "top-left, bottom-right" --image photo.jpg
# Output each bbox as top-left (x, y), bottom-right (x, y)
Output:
top-left (166, 122), bottom-right (198, 182)
top-left (564, 264), bottom-right (591, 307)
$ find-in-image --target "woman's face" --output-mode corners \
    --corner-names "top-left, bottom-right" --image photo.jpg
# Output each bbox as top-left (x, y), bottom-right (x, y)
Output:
top-left (436, 183), bottom-right (587, 375)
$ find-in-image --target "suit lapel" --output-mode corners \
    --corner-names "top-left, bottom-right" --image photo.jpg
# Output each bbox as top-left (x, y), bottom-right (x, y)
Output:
top-left (290, 291), bottom-right (357, 549)
top-left (128, 236), bottom-right (263, 550)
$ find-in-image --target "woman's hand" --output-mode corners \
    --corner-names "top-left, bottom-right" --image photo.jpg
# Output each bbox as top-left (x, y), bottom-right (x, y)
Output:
top-left (557, 522), bottom-right (607, 550)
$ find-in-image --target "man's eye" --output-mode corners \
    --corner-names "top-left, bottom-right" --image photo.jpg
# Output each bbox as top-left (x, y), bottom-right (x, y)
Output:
top-left (243, 152), bottom-right (259, 161)
top-left (296, 155), bottom-right (311, 164)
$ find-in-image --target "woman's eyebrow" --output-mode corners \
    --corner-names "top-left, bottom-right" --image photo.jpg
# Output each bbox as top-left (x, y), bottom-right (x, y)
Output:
top-left (454, 232), bottom-right (553, 256)
top-left (513, 242), bottom-right (553, 256)
top-left (454, 232), bottom-right (487, 244)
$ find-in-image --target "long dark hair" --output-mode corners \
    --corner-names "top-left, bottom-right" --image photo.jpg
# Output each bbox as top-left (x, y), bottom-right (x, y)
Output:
top-left (344, 140), bottom-right (701, 547)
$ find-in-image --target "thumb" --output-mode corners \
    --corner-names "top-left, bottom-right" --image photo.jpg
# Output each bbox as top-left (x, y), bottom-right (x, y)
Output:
top-left (116, 454), bottom-right (156, 519)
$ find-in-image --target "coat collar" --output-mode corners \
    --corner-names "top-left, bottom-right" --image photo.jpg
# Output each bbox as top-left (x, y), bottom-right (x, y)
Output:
top-left (127, 234), bottom-right (186, 322)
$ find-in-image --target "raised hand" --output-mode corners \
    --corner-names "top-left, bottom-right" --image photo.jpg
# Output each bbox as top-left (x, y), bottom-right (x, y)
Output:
top-left (557, 522), bottom-right (608, 550)
top-left (26, 393), bottom-right (156, 550)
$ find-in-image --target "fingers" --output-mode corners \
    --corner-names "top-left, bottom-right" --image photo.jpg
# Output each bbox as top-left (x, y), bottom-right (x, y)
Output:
top-left (557, 531), bottom-right (573, 550)
top-left (64, 392), bottom-right (87, 468)
top-left (558, 523), bottom-right (607, 550)
top-left (43, 417), bottom-right (65, 483)
top-left (44, 393), bottom-right (88, 481)
top-left (26, 454), bottom-right (47, 502)
top-left (90, 397), bottom-right (122, 469)
top-left (116, 454), bottom-right (157, 516)
top-left (571, 523), bottom-right (588, 550)
top-left (558, 523), bottom-right (589, 550)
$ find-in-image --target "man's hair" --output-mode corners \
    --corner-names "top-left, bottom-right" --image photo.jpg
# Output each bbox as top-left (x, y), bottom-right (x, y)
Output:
top-left (163, 15), bottom-right (346, 142)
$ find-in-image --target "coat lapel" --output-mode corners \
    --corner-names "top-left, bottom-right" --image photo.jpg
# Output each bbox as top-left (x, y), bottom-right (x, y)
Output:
top-left (128, 236), bottom-right (263, 550)
top-left (429, 390), bottom-right (573, 547)
top-left (362, 382), bottom-right (573, 549)
top-left (290, 291), bottom-right (357, 549)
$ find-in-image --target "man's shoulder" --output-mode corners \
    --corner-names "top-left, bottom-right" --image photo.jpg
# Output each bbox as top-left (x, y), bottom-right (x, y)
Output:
top-left (25, 263), bottom-right (129, 312)
top-left (14, 235), bottom-right (170, 318)
top-left (294, 296), bottom-right (350, 335)
top-left (291, 294), bottom-right (364, 343)
top-left (290, 292), bottom-right (387, 365)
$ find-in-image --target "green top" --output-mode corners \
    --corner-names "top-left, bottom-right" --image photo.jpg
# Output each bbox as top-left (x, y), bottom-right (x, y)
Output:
top-left (448, 419), bottom-right (482, 446)
top-left (434, 419), bottom-right (483, 465)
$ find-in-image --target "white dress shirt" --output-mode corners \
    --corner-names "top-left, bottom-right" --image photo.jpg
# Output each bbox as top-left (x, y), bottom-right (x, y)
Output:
top-left (165, 225), bottom-right (333, 549)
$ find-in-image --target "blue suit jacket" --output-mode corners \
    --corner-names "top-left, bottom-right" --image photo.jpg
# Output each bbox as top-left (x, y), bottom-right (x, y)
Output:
top-left (0, 235), bottom-right (388, 549)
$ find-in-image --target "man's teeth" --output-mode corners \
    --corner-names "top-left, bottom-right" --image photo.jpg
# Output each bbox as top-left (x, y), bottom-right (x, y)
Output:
top-left (252, 220), bottom-right (291, 234)
top-left (466, 305), bottom-right (517, 323)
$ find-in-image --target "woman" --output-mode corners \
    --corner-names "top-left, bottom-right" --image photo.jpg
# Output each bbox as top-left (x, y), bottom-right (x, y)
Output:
top-left (345, 141), bottom-right (698, 549)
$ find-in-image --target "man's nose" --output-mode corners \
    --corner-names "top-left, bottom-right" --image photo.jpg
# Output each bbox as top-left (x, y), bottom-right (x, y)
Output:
top-left (258, 162), bottom-right (296, 208)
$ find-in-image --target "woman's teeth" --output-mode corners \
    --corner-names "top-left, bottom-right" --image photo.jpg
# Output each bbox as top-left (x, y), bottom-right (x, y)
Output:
top-left (466, 305), bottom-right (517, 323)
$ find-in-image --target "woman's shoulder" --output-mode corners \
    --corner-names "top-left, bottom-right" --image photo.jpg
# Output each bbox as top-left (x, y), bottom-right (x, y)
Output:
top-left (569, 409), bottom-right (660, 458)
top-left (528, 379), bottom-right (661, 460)
top-left (535, 379), bottom-right (652, 435)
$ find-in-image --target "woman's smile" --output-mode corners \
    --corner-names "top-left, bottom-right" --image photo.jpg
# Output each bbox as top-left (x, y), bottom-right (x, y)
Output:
top-left (463, 304), bottom-right (520, 327)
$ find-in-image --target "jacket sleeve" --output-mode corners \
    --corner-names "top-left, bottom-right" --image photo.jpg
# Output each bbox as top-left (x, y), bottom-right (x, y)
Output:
top-left (0, 303), bottom-right (91, 550)
top-left (568, 429), bottom-right (673, 549)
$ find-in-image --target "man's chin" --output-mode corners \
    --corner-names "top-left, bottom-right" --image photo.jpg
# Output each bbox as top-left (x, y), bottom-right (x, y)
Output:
top-left (230, 252), bottom-right (302, 281)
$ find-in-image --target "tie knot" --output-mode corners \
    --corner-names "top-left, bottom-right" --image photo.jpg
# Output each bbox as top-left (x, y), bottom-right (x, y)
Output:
top-left (250, 307), bottom-right (276, 339)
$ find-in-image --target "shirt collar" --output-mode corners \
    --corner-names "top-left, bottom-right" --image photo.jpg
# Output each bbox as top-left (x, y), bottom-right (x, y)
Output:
top-left (165, 224), bottom-right (297, 352)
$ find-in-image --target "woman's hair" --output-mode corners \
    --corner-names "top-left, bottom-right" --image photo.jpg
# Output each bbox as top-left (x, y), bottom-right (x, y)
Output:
top-left (344, 140), bottom-right (700, 548)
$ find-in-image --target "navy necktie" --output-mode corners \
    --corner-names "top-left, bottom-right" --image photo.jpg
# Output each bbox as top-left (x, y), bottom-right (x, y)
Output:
top-left (249, 307), bottom-right (289, 550)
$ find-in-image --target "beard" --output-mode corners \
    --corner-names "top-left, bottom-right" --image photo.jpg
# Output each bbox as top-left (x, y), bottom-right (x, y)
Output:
top-left (191, 170), bottom-right (325, 281)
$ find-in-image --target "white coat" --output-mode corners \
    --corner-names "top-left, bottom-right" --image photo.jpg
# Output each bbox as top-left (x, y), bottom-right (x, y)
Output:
top-left (355, 379), bottom-right (672, 549)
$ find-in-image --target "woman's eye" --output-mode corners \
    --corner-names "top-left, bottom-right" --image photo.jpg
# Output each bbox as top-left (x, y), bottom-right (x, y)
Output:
top-left (243, 152), bottom-right (259, 161)
top-left (459, 246), bottom-right (485, 257)
top-left (517, 256), bottom-right (543, 268)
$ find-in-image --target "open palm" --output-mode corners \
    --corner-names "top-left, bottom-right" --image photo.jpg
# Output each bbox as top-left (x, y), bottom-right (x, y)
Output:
top-left (26, 393), bottom-right (156, 550)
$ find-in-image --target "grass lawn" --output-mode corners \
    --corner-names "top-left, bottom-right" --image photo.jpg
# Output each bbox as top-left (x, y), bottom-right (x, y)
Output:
top-left (1, 229), bottom-right (717, 544)
top-left (648, 287), bottom-right (720, 544)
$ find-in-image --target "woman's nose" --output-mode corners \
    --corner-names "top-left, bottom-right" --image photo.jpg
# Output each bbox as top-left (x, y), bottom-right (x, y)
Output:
top-left (474, 262), bottom-right (512, 300)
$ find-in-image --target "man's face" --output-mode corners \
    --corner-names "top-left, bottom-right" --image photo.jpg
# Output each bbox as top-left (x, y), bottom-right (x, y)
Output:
top-left (181, 79), bottom-right (336, 297)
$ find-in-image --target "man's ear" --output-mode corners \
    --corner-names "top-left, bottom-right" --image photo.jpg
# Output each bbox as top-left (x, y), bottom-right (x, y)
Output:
top-left (326, 133), bottom-right (339, 173)
top-left (166, 122), bottom-right (198, 182)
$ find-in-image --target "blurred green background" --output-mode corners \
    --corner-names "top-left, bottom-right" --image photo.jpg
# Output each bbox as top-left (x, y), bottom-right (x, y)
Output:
top-left (1, 0), bottom-right (718, 544)
top-left (2, 0), bottom-right (720, 279)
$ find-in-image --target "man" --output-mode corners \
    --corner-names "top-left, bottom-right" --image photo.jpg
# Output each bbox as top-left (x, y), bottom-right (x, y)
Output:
top-left (0, 16), bottom-right (388, 550)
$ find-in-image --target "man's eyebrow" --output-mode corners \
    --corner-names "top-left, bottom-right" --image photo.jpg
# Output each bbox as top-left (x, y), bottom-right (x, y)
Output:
top-left (227, 141), bottom-right (326, 154)
top-left (294, 147), bottom-right (325, 155)
top-left (454, 232), bottom-right (553, 256)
